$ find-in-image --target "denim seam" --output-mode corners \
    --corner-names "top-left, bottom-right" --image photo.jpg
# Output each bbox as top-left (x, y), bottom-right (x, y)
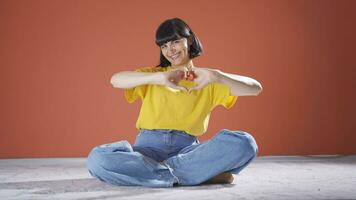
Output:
top-left (161, 160), bottom-right (180, 185)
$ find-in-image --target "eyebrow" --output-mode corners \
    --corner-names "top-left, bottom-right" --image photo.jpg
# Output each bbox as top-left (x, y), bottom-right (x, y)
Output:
top-left (164, 39), bottom-right (180, 45)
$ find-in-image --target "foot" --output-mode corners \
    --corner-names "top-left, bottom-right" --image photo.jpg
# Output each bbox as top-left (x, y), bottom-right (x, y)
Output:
top-left (202, 172), bottom-right (234, 184)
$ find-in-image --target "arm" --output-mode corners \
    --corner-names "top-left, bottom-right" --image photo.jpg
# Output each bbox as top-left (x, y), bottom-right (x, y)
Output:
top-left (110, 71), bottom-right (163, 88)
top-left (213, 70), bottom-right (263, 96)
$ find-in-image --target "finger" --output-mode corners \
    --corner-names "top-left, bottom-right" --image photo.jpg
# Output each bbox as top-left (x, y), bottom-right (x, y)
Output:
top-left (188, 85), bottom-right (203, 92)
top-left (177, 70), bottom-right (185, 79)
top-left (172, 70), bottom-right (185, 80)
top-left (188, 86), bottom-right (197, 93)
top-left (184, 70), bottom-right (188, 80)
top-left (173, 85), bottom-right (188, 92)
top-left (177, 86), bottom-right (189, 92)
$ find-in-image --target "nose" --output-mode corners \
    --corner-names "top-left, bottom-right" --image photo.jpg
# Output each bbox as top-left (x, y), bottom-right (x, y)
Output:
top-left (169, 49), bottom-right (176, 55)
top-left (168, 45), bottom-right (176, 54)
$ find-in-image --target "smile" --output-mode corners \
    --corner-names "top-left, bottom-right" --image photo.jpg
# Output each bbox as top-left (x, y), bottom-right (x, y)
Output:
top-left (170, 52), bottom-right (181, 60)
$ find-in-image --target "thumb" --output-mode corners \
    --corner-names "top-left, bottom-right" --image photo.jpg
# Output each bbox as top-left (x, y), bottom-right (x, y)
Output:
top-left (178, 86), bottom-right (189, 92)
top-left (188, 87), bottom-right (196, 93)
top-left (173, 85), bottom-right (189, 92)
top-left (188, 85), bottom-right (202, 93)
top-left (167, 81), bottom-right (189, 92)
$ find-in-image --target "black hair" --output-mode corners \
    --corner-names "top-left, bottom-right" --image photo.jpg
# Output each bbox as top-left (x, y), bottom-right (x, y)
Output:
top-left (155, 18), bottom-right (203, 67)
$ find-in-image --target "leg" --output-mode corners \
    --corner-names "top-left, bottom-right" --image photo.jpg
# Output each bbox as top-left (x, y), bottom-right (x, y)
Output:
top-left (86, 140), bottom-right (178, 188)
top-left (132, 145), bottom-right (168, 163)
top-left (162, 129), bottom-right (258, 186)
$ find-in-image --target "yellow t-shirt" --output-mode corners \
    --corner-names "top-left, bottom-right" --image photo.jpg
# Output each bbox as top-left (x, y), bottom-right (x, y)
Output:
top-left (124, 66), bottom-right (238, 136)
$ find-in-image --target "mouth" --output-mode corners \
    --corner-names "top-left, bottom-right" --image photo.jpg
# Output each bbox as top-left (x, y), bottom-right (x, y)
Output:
top-left (170, 52), bottom-right (181, 61)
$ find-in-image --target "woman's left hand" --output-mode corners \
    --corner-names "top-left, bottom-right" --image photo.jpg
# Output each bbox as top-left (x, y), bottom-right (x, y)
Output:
top-left (188, 67), bottom-right (220, 93)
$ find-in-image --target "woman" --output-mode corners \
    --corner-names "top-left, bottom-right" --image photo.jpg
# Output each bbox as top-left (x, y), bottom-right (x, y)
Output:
top-left (86, 18), bottom-right (262, 188)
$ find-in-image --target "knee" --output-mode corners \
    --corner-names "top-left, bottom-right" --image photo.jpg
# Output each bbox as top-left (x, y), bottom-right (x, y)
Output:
top-left (86, 145), bottom-right (117, 178)
top-left (217, 129), bottom-right (259, 158)
top-left (86, 147), bottom-right (103, 176)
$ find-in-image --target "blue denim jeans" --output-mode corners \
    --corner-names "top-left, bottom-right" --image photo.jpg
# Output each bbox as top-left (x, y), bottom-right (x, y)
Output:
top-left (86, 128), bottom-right (258, 188)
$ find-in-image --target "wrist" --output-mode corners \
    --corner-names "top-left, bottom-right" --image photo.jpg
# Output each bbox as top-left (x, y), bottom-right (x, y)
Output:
top-left (148, 72), bottom-right (162, 85)
top-left (149, 72), bottom-right (165, 85)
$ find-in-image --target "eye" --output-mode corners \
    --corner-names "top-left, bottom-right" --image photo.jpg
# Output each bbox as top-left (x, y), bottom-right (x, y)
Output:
top-left (174, 40), bottom-right (180, 43)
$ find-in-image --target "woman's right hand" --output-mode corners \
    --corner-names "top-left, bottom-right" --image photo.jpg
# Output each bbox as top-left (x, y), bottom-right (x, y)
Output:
top-left (158, 67), bottom-right (189, 92)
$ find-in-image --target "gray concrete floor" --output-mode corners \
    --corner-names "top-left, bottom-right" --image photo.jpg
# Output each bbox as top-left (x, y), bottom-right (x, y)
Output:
top-left (1, 155), bottom-right (355, 200)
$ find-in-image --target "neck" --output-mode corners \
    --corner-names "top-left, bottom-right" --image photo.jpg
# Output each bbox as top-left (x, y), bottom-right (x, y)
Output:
top-left (171, 60), bottom-right (195, 70)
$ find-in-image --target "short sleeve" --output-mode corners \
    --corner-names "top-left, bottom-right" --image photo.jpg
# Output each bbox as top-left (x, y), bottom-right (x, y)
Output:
top-left (210, 82), bottom-right (238, 109)
top-left (124, 66), bottom-right (156, 103)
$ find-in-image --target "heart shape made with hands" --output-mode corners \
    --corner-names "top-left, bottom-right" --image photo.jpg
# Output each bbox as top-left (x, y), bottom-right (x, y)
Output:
top-left (167, 68), bottom-right (198, 93)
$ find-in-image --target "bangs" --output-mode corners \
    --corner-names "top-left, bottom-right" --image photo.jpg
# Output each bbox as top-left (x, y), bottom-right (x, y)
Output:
top-left (156, 32), bottom-right (181, 47)
top-left (155, 21), bottom-right (188, 46)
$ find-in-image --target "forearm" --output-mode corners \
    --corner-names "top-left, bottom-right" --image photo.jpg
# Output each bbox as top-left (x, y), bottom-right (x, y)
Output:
top-left (213, 69), bottom-right (263, 96)
top-left (110, 71), bottom-right (163, 88)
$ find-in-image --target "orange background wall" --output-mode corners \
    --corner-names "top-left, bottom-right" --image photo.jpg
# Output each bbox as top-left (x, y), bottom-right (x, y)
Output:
top-left (1, 0), bottom-right (355, 158)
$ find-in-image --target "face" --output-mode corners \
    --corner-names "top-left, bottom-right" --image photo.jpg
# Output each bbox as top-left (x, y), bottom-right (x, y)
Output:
top-left (160, 37), bottom-right (191, 66)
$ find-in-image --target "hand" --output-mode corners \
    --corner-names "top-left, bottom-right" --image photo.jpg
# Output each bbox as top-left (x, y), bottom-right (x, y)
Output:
top-left (187, 68), bottom-right (220, 93)
top-left (160, 66), bottom-right (190, 92)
